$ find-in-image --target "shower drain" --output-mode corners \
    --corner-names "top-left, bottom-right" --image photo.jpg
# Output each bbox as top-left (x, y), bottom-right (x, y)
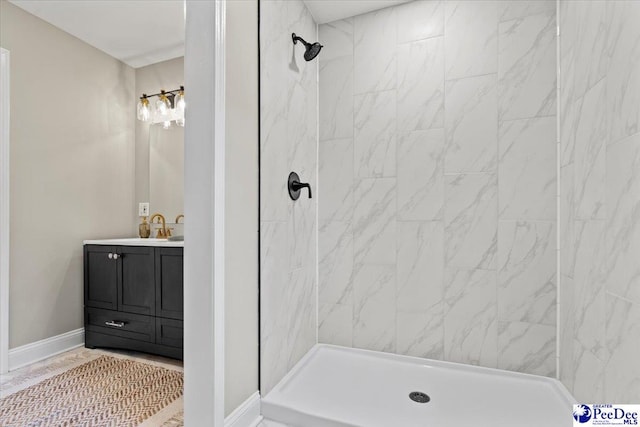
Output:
top-left (409, 391), bottom-right (430, 403)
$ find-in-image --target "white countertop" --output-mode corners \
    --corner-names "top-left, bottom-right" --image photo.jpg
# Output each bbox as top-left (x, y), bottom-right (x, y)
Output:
top-left (83, 238), bottom-right (184, 247)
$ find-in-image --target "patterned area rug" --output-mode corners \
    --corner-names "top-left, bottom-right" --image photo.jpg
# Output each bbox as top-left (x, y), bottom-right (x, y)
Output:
top-left (0, 355), bottom-right (183, 427)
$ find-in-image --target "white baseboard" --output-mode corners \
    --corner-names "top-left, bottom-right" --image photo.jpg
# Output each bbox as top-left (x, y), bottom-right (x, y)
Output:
top-left (225, 391), bottom-right (262, 427)
top-left (8, 328), bottom-right (84, 371)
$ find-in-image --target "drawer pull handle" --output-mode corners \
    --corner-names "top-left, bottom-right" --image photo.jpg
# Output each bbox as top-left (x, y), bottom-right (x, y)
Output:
top-left (108, 253), bottom-right (113, 259)
top-left (105, 320), bottom-right (126, 328)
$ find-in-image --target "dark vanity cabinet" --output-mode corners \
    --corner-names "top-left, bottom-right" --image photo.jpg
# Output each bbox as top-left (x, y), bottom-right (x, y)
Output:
top-left (84, 244), bottom-right (183, 359)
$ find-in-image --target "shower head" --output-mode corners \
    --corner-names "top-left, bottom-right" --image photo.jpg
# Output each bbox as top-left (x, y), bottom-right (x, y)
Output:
top-left (292, 33), bottom-right (323, 61)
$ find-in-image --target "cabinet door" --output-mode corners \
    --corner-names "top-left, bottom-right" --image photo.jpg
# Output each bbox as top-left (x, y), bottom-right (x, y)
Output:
top-left (156, 317), bottom-right (183, 348)
top-left (155, 247), bottom-right (184, 320)
top-left (117, 246), bottom-right (155, 315)
top-left (84, 245), bottom-right (118, 310)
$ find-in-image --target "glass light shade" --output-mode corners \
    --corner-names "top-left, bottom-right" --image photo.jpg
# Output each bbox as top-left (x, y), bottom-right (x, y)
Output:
top-left (175, 90), bottom-right (185, 127)
top-left (175, 91), bottom-right (185, 112)
top-left (136, 98), bottom-right (151, 122)
top-left (156, 94), bottom-right (171, 117)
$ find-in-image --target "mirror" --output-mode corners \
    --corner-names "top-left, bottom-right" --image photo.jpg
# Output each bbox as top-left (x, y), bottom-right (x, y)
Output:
top-left (135, 55), bottom-right (185, 229)
top-left (149, 123), bottom-right (184, 222)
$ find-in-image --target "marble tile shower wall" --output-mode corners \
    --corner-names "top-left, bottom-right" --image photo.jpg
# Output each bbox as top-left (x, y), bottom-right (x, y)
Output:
top-left (559, 1), bottom-right (640, 403)
top-left (260, 0), bottom-right (317, 394)
top-left (318, 0), bottom-right (558, 376)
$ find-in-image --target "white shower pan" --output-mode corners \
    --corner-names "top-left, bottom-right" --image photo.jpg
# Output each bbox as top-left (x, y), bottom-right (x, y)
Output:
top-left (261, 344), bottom-right (575, 427)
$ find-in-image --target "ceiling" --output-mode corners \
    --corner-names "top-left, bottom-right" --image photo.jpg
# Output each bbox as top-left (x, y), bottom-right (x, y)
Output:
top-left (9, 0), bottom-right (184, 69)
top-left (9, 0), bottom-right (407, 68)
top-left (303, 0), bottom-right (411, 24)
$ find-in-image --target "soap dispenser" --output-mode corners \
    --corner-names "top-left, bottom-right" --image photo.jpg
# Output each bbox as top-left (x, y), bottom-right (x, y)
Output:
top-left (139, 216), bottom-right (151, 238)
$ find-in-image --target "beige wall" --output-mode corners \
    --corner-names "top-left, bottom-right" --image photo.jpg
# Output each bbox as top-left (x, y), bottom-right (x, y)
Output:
top-left (225, 0), bottom-right (259, 415)
top-left (134, 56), bottom-right (184, 226)
top-left (0, 0), bottom-right (136, 348)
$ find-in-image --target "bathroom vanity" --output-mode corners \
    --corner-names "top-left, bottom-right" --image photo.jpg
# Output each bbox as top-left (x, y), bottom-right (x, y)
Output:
top-left (83, 238), bottom-right (184, 360)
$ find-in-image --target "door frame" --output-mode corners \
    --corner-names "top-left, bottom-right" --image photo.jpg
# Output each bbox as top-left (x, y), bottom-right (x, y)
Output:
top-left (0, 7), bottom-right (229, 419)
top-left (0, 47), bottom-right (10, 374)
top-left (183, 1), bottom-right (226, 425)
top-left (0, 8), bottom-right (231, 419)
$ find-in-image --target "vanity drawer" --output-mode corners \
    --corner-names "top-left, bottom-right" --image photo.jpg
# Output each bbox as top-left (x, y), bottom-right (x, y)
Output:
top-left (85, 307), bottom-right (154, 343)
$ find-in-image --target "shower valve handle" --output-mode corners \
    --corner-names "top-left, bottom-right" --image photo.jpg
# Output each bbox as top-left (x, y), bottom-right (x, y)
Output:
top-left (292, 181), bottom-right (312, 198)
top-left (288, 172), bottom-right (312, 200)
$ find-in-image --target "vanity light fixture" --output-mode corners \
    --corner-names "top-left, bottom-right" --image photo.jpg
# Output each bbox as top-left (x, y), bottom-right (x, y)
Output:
top-left (136, 86), bottom-right (185, 127)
